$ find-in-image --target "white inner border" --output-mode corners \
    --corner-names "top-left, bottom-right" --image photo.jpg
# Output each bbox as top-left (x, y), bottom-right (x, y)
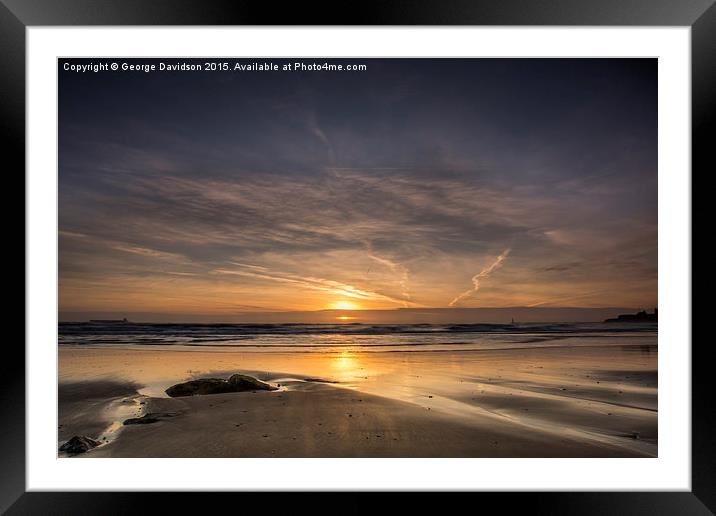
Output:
top-left (27, 27), bottom-right (691, 491)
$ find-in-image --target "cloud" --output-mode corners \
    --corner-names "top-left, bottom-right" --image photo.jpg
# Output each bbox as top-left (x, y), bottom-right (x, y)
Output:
top-left (215, 263), bottom-right (416, 307)
top-left (59, 230), bottom-right (88, 239)
top-left (365, 241), bottom-right (411, 305)
top-left (58, 164), bottom-right (656, 311)
top-left (112, 244), bottom-right (183, 260)
top-left (449, 249), bottom-right (511, 306)
top-left (541, 261), bottom-right (583, 272)
top-left (527, 289), bottom-right (609, 307)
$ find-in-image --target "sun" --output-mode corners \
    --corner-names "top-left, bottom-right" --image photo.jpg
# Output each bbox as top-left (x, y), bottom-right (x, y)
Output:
top-left (330, 300), bottom-right (360, 310)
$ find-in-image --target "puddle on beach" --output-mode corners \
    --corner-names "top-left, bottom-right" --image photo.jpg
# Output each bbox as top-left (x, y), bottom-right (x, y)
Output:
top-left (58, 393), bottom-right (149, 456)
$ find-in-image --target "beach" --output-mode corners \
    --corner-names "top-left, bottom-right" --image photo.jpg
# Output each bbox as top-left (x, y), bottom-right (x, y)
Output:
top-left (58, 324), bottom-right (657, 458)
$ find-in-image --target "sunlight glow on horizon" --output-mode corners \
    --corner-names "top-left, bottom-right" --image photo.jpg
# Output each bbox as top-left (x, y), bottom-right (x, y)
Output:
top-left (330, 300), bottom-right (361, 310)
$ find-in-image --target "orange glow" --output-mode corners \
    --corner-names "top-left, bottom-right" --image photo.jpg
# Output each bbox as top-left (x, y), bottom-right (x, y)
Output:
top-left (330, 300), bottom-right (360, 310)
top-left (337, 316), bottom-right (356, 321)
top-left (331, 352), bottom-right (360, 376)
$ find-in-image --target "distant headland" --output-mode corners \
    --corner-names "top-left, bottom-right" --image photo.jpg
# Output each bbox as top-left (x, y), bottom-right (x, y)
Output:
top-left (605, 309), bottom-right (657, 323)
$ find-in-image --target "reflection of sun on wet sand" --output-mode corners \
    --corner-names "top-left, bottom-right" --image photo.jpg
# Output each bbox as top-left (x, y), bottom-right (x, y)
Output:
top-left (58, 343), bottom-right (657, 458)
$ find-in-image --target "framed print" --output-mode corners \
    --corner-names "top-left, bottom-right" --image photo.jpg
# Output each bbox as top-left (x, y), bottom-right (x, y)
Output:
top-left (4, 0), bottom-right (710, 511)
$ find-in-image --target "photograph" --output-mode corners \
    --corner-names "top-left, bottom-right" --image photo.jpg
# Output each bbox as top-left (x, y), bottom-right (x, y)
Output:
top-left (57, 57), bottom-right (658, 459)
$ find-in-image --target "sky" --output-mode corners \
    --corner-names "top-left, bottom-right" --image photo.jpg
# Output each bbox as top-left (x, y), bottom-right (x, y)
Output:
top-left (59, 58), bottom-right (657, 321)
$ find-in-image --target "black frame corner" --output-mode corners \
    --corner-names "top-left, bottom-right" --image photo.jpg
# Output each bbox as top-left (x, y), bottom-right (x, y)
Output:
top-left (5, 0), bottom-right (710, 512)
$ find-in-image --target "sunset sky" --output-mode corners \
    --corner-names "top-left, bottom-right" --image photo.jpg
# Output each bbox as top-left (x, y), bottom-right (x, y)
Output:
top-left (59, 58), bottom-right (657, 320)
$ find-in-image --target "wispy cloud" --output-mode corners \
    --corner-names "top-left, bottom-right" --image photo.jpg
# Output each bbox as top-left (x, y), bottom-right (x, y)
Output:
top-left (527, 289), bottom-right (608, 307)
top-left (58, 164), bottom-right (656, 311)
top-left (112, 244), bottom-right (183, 260)
top-left (307, 112), bottom-right (335, 164)
top-left (365, 241), bottom-right (411, 305)
top-left (59, 230), bottom-right (88, 239)
top-left (449, 249), bottom-right (511, 306)
top-left (215, 263), bottom-right (415, 307)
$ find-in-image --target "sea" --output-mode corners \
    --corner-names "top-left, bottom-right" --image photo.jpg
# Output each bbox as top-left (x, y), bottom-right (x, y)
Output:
top-left (58, 321), bottom-right (657, 353)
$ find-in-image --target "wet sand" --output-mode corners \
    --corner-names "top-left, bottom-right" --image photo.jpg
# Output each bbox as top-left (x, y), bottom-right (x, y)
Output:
top-left (58, 344), bottom-right (657, 457)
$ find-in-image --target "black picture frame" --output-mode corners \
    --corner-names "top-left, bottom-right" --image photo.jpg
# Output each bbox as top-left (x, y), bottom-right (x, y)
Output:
top-left (3, 0), bottom-right (709, 512)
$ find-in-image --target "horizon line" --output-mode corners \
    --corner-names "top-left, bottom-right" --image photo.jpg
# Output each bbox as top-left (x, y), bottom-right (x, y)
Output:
top-left (59, 305), bottom-right (655, 315)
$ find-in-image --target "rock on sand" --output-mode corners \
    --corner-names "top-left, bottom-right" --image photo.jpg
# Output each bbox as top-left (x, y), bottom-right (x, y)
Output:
top-left (165, 374), bottom-right (277, 397)
top-left (59, 435), bottom-right (101, 454)
top-left (123, 412), bottom-right (180, 425)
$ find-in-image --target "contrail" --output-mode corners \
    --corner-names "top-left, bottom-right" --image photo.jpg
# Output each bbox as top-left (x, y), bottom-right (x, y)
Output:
top-left (449, 249), bottom-right (511, 307)
top-left (307, 113), bottom-right (335, 164)
top-left (215, 263), bottom-right (415, 307)
top-left (526, 289), bottom-right (607, 307)
top-left (365, 241), bottom-right (411, 305)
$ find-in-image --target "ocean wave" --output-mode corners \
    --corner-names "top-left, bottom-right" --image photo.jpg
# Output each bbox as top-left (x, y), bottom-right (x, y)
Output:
top-left (58, 321), bottom-right (656, 349)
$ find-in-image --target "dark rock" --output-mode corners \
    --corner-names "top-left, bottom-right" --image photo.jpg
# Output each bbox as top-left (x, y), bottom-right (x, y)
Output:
top-left (165, 378), bottom-right (234, 397)
top-left (166, 374), bottom-right (276, 397)
top-left (123, 412), bottom-right (179, 425)
top-left (124, 416), bottom-right (159, 425)
top-left (303, 377), bottom-right (338, 384)
top-left (228, 374), bottom-right (278, 392)
top-left (122, 415), bottom-right (159, 425)
top-left (59, 435), bottom-right (100, 454)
